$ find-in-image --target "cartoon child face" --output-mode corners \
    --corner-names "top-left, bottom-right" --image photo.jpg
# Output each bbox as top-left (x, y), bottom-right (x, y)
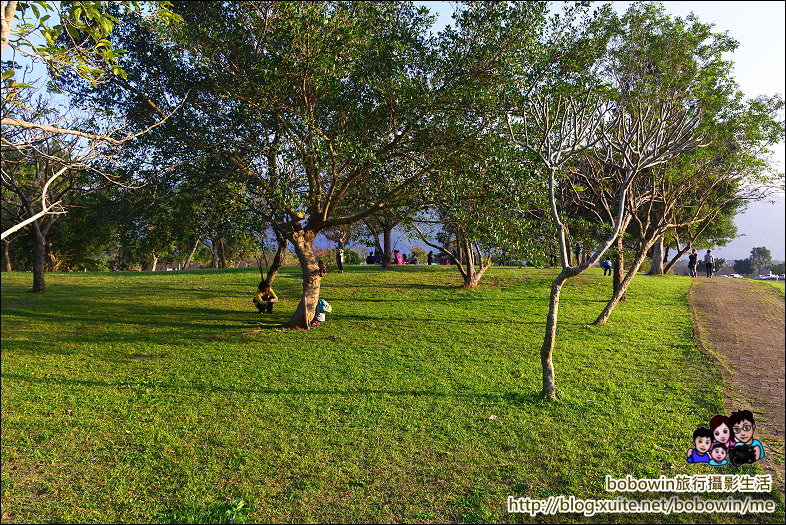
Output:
top-left (694, 436), bottom-right (712, 454)
top-left (711, 446), bottom-right (727, 462)
top-left (732, 420), bottom-right (755, 444)
top-left (713, 423), bottom-right (731, 444)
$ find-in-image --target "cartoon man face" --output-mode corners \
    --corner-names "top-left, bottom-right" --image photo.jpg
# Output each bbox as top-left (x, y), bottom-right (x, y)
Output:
top-left (695, 436), bottom-right (712, 455)
top-left (732, 420), bottom-right (756, 444)
top-left (711, 445), bottom-right (727, 463)
top-left (713, 423), bottom-right (732, 444)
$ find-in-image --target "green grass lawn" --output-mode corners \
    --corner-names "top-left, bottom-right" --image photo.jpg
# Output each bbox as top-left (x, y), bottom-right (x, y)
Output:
top-left (1, 266), bottom-right (782, 523)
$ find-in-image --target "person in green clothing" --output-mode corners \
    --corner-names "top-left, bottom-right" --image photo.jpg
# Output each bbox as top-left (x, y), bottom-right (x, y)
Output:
top-left (253, 285), bottom-right (278, 314)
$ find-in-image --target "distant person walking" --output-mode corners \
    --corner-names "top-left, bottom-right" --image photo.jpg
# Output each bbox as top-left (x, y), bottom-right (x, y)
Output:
top-left (336, 235), bottom-right (345, 273)
top-left (573, 242), bottom-right (583, 266)
top-left (704, 250), bottom-right (714, 278)
top-left (427, 251), bottom-right (434, 265)
top-left (688, 248), bottom-right (698, 278)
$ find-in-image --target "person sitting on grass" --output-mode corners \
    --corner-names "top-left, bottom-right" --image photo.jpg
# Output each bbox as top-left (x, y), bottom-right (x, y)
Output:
top-left (253, 285), bottom-right (278, 314)
top-left (310, 297), bottom-right (332, 327)
top-left (318, 259), bottom-right (327, 277)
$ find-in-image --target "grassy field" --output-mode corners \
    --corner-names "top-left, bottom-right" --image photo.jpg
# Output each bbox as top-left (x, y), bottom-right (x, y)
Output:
top-left (1, 266), bottom-right (782, 523)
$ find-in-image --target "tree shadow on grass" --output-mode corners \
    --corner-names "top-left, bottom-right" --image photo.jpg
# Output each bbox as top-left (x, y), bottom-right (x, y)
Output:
top-left (1, 372), bottom-right (546, 407)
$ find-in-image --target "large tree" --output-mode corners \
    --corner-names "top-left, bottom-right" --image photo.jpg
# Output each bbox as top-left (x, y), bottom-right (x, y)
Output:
top-left (124, 1), bottom-right (554, 329)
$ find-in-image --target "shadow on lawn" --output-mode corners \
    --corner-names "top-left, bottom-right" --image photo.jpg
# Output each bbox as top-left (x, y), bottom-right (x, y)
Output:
top-left (1, 372), bottom-right (545, 406)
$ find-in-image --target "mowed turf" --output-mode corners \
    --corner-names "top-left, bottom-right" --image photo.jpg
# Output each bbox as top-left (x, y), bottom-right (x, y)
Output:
top-left (1, 266), bottom-right (782, 523)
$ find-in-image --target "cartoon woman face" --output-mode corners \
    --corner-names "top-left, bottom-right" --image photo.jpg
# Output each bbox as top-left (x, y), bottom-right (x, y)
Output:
top-left (713, 423), bottom-right (731, 444)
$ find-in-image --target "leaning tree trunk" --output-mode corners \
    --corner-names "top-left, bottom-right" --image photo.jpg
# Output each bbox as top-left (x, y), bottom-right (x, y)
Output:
top-left (150, 252), bottom-right (159, 272)
top-left (541, 271), bottom-right (568, 400)
top-left (594, 245), bottom-right (650, 326)
top-left (260, 234), bottom-right (287, 290)
top-left (382, 226), bottom-right (392, 268)
top-left (648, 235), bottom-right (665, 275)
top-left (612, 237), bottom-right (626, 303)
top-left (32, 230), bottom-right (47, 292)
top-left (184, 238), bottom-right (200, 268)
top-left (664, 245), bottom-right (690, 275)
top-left (284, 229), bottom-right (321, 329)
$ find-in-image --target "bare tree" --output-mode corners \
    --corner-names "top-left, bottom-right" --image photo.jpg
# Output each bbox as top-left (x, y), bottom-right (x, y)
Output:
top-left (507, 93), bottom-right (614, 400)
top-left (590, 98), bottom-right (705, 325)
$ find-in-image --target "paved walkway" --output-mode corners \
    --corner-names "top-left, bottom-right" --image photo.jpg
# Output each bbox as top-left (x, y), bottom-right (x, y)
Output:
top-left (688, 278), bottom-right (785, 492)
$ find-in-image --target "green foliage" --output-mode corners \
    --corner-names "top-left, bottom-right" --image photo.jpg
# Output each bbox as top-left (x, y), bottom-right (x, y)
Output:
top-left (771, 262), bottom-right (785, 275)
top-left (749, 246), bottom-right (773, 275)
top-left (733, 258), bottom-right (754, 276)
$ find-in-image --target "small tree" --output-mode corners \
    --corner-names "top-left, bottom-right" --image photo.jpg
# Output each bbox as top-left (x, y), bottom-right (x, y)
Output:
top-left (733, 258), bottom-right (754, 276)
top-left (749, 246), bottom-right (772, 275)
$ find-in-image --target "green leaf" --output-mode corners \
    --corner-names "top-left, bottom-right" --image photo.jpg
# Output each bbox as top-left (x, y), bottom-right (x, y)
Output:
top-left (9, 82), bottom-right (36, 89)
top-left (1, 70), bottom-right (14, 80)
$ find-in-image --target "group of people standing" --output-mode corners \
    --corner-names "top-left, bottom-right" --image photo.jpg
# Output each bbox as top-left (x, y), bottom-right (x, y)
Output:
top-left (688, 248), bottom-right (716, 278)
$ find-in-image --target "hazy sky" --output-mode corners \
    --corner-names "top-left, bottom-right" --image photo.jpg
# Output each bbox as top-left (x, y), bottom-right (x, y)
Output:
top-left (417, 1), bottom-right (786, 260)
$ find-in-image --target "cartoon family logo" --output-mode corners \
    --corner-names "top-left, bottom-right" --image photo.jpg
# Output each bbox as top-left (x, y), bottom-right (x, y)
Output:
top-left (687, 409), bottom-right (765, 466)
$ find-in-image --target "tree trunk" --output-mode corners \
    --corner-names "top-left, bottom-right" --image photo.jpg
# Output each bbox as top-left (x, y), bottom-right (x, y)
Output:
top-left (664, 245), bottom-right (690, 275)
top-left (382, 226), bottom-right (392, 268)
top-left (2, 239), bottom-right (12, 272)
top-left (184, 238), bottom-right (200, 268)
top-left (594, 245), bottom-right (650, 325)
top-left (648, 236), bottom-right (665, 275)
top-left (284, 229), bottom-right (321, 329)
top-left (261, 234), bottom-right (287, 290)
top-left (32, 231), bottom-right (46, 292)
top-left (613, 237), bottom-right (626, 302)
top-left (218, 237), bottom-right (227, 268)
top-left (150, 252), bottom-right (158, 271)
top-left (210, 239), bottom-right (219, 268)
top-left (541, 271), bottom-right (568, 400)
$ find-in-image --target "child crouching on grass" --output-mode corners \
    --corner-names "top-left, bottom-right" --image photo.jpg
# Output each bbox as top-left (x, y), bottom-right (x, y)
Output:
top-left (311, 298), bottom-right (332, 327)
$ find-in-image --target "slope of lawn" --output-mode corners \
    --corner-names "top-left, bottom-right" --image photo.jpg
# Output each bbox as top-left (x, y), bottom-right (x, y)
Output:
top-left (1, 266), bottom-right (782, 523)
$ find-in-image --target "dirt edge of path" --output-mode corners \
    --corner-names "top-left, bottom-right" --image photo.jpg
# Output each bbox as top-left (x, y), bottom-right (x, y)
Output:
top-left (687, 279), bottom-right (785, 498)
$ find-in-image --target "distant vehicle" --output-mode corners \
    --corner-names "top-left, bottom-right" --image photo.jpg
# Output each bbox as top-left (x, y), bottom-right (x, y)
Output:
top-left (727, 273), bottom-right (743, 279)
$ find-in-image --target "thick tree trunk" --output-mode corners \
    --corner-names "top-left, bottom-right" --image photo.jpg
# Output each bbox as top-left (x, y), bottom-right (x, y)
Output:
top-left (648, 236), bottom-right (665, 275)
top-left (382, 227), bottom-right (392, 268)
top-left (541, 271), bottom-right (568, 400)
top-left (2, 239), bottom-right (12, 271)
top-left (32, 231), bottom-right (46, 292)
top-left (150, 252), bottom-right (158, 271)
top-left (594, 245), bottom-right (650, 326)
top-left (184, 238), bottom-right (200, 268)
top-left (284, 229), bottom-right (321, 329)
